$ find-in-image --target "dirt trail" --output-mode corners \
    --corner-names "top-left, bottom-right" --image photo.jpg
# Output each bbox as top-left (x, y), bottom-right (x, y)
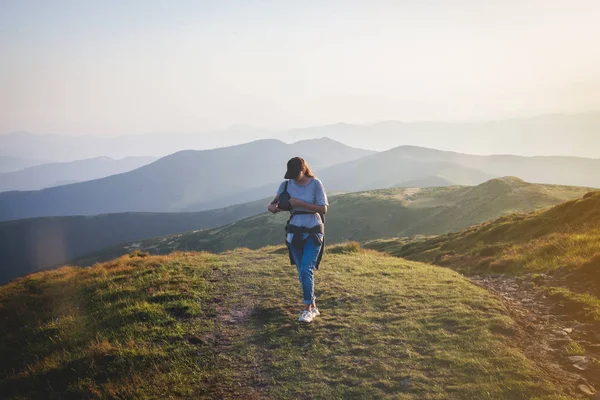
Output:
top-left (471, 275), bottom-right (600, 398)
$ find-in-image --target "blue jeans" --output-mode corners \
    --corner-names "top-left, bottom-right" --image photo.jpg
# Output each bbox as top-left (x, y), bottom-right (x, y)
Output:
top-left (287, 233), bottom-right (323, 305)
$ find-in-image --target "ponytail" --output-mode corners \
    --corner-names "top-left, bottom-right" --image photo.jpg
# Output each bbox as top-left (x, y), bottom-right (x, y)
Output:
top-left (299, 157), bottom-right (315, 177)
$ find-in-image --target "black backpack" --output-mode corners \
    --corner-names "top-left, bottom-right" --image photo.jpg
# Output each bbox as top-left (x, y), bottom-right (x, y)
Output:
top-left (278, 180), bottom-right (292, 211)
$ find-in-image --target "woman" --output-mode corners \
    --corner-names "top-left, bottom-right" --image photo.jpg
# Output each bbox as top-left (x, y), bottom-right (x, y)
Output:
top-left (267, 157), bottom-right (329, 323)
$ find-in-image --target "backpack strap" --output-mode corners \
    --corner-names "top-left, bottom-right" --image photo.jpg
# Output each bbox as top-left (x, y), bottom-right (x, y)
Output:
top-left (286, 224), bottom-right (324, 235)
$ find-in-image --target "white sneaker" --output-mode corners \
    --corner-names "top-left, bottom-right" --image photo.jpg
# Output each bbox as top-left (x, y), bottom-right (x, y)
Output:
top-left (311, 307), bottom-right (320, 317)
top-left (298, 310), bottom-right (314, 323)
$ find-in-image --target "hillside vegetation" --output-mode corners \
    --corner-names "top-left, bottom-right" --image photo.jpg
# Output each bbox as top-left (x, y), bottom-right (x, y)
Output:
top-left (365, 191), bottom-right (600, 322)
top-left (76, 178), bottom-right (592, 267)
top-left (0, 197), bottom-right (271, 284)
top-left (0, 247), bottom-right (574, 399)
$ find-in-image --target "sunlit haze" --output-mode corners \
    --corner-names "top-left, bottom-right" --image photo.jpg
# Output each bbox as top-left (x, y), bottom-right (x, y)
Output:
top-left (1, 0), bottom-right (599, 146)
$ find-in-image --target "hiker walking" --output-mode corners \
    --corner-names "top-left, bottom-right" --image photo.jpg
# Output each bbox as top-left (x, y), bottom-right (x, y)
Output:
top-left (267, 157), bottom-right (329, 323)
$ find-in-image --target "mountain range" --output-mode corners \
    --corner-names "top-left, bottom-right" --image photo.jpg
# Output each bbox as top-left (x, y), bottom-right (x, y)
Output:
top-left (0, 156), bottom-right (157, 192)
top-left (0, 126), bottom-right (273, 162)
top-left (2, 112), bottom-right (599, 161)
top-left (2, 137), bottom-right (600, 222)
top-left (0, 138), bottom-right (373, 221)
top-left (0, 156), bottom-right (49, 173)
top-left (285, 112), bottom-right (600, 157)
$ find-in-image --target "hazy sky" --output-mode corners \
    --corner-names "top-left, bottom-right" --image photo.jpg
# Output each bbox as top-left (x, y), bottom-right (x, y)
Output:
top-left (1, 0), bottom-right (600, 136)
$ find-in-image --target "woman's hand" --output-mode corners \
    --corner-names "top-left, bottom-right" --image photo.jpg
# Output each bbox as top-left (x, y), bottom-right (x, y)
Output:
top-left (289, 198), bottom-right (327, 214)
top-left (267, 203), bottom-right (281, 214)
top-left (289, 198), bottom-right (304, 208)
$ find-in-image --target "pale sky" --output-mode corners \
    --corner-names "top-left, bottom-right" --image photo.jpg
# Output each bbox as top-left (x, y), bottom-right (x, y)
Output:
top-left (1, 0), bottom-right (600, 136)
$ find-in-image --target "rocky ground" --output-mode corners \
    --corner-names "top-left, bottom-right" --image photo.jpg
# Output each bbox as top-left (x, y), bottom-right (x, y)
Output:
top-left (471, 275), bottom-right (600, 399)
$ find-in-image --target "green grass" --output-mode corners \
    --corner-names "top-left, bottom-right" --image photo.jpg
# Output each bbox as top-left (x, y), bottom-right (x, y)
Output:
top-left (545, 286), bottom-right (600, 321)
top-left (365, 191), bottom-right (600, 321)
top-left (75, 178), bottom-right (592, 267)
top-left (565, 340), bottom-right (586, 356)
top-left (0, 247), bottom-right (569, 399)
top-left (507, 230), bottom-right (600, 269)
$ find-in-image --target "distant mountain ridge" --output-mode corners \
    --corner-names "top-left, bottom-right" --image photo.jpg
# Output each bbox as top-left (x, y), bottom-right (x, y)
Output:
top-left (3, 112), bottom-right (599, 161)
top-left (0, 138), bottom-right (374, 221)
top-left (0, 128), bottom-right (272, 162)
top-left (390, 145), bottom-right (600, 188)
top-left (2, 138), bottom-right (600, 222)
top-left (317, 147), bottom-right (496, 192)
top-left (285, 112), bottom-right (600, 157)
top-left (394, 175), bottom-right (456, 188)
top-left (0, 156), bottom-right (49, 173)
top-left (0, 156), bottom-right (157, 192)
top-left (319, 145), bottom-right (600, 190)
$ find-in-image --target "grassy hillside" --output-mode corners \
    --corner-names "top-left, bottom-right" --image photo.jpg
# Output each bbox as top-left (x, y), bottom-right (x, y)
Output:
top-left (0, 197), bottom-right (271, 285)
top-left (365, 191), bottom-right (600, 322)
top-left (394, 175), bottom-right (456, 188)
top-left (0, 247), bottom-right (575, 399)
top-left (76, 178), bottom-right (593, 266)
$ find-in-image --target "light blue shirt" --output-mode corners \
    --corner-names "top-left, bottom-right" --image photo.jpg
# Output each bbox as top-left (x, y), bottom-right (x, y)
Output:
top-left (277, 177), bottom-right (328, 242)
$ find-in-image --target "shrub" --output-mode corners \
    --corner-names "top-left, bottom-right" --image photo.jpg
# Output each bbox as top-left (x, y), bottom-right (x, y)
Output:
top-left (129, 250), bottom-right (150, 258)
top-left (328, 241), bottom-right (361, 254)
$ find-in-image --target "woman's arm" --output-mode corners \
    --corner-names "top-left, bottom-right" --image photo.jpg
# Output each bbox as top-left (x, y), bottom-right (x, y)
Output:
top-left (289, 198), bottom-right (327, 214)
top-left (267, 194), bottom-right (281, 213)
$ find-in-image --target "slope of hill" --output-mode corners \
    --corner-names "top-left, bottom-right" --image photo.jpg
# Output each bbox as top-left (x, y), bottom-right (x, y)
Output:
top-left (286, 112), bottom-right (600, 158)
top-left (0, 156), bottom-right (49, 173)
top-left (186, 144), bottom-right (600, 213)
top-left (0, 247), bottom-right (578, 399)
top-left (290, 136), bottom-right (376, 170)
top-left (76, 178), bottom-right (592, 266)
top-left (318, 149), bottom-right (496, 192)
top-left (364, 191), bottom-right (600, 321)
top-left (0, 127), bottom-right (273, 161)
top-left (6, 113), bottom-right (599, 162)
top-left (403, 145), bottom-right (600, 188)
top-left (0, 156), bottom-right (157, 192)
top-left (0, 197), bottom-right (271, 284)
top-left (3, 136), bottom-right (598, 223)
top-left (319, 144), bottom-right (600, 190)
top-left (394, 175), bottom-right (456, 188)
top-left (0, 138), bottom-right (374, 221)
